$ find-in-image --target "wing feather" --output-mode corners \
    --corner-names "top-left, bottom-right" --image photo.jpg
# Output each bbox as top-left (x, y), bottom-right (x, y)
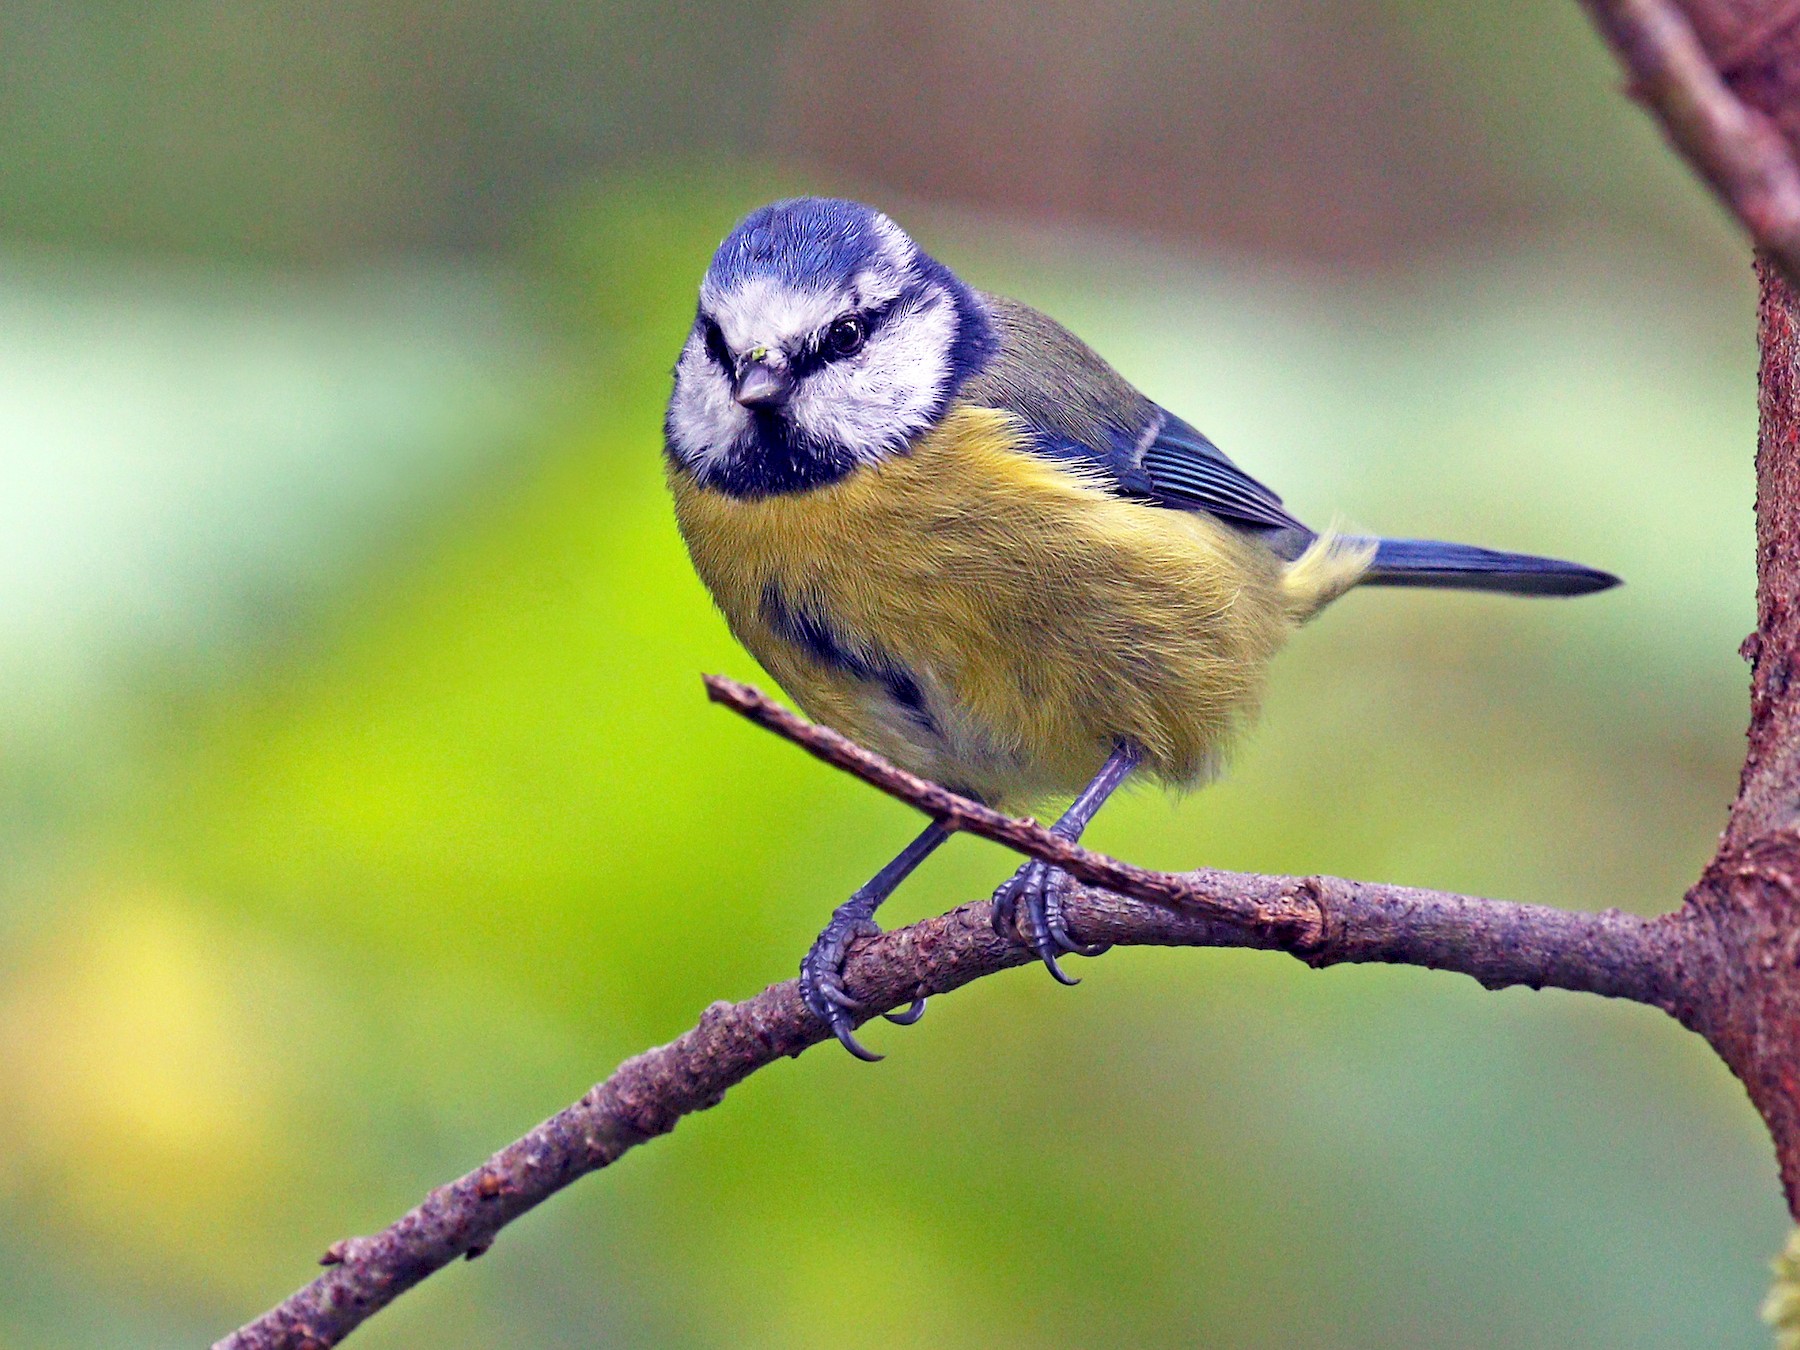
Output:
top-left (957, 292), bottom-right (1310, 536)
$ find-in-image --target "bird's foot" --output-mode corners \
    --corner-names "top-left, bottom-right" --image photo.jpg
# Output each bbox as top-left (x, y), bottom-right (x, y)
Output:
top-left (991, 858), bottom-right (1112, 983)
top-left (798, 901), bottom-right (928, 1061)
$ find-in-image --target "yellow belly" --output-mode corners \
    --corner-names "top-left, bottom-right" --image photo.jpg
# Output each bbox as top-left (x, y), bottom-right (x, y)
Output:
top-left (670, 405), bottom-right (1364, 805)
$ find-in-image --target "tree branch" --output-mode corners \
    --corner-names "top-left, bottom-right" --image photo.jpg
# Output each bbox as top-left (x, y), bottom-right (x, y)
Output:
top-left (218, 679), bottom-right (1697, 1350)
top-left (1580, 0), bottom-right (1800, 282)
top-left (1576, 0), bottom-right (1800, 1211)
top-left (218, 4), bottom-right (1800, 1344)
top-left (701, 675), bottom-right (1691, 1007)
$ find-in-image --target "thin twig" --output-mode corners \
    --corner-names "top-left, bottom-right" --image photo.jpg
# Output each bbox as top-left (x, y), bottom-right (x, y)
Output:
top-left (217, 680), bottom-right (1690, 1349)
top-left (1580, 0), bottom-right (1800, 281)
top-left (701, 675), bottom-right (1317, 939)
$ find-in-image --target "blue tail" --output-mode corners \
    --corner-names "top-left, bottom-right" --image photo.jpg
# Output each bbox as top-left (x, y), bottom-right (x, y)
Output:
top-left (1361, 538), bottom-right (1619, 597)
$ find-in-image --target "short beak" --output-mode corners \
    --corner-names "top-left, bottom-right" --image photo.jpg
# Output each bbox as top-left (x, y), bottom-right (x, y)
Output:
top-left (733, 357), bottom-right (794, 408)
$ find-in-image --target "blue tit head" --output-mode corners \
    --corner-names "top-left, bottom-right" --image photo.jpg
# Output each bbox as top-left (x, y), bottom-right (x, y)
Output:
top-left (665, 197), bottom-right (996, 498)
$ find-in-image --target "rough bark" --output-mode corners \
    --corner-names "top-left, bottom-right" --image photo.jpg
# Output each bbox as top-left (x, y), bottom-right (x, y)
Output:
top-left (1679, 261), bottom-right (1800, 1212)
top-left (1582, 0), bottom-right (1800, 1218)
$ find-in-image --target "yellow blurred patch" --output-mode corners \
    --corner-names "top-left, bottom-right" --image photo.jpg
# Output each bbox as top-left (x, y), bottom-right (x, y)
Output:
top-left (1767, 1227), bottom-right (1800, 1349)
top-left (0, 889), bottom-right (303, 1292)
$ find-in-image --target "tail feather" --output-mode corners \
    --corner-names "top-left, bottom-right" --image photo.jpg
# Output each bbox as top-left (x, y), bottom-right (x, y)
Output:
top-left (1360, 537), bottom-right (1619, 597)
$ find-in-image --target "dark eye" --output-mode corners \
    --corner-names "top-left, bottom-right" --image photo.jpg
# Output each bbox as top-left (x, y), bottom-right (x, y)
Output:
top-left (825, 315), bottom-right (867, 358)
top-left (699, 317), bottom-right (734, 372)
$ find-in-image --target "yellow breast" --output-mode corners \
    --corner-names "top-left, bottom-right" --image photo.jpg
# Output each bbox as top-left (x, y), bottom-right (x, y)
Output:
top-left (670, 405), bottom-right (1363, 805)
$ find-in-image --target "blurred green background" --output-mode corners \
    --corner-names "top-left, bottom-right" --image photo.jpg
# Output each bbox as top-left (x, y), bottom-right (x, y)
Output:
top-left (0, 1), bottom-right (1784, 1346)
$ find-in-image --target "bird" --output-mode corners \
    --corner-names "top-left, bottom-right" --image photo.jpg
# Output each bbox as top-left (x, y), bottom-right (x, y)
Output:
top-left (663, 196), bottom-right (1618, 1060)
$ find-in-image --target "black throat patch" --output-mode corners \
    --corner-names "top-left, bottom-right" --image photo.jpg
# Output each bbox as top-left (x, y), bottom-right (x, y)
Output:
top-left (699, 412), bottom-right (864, 499)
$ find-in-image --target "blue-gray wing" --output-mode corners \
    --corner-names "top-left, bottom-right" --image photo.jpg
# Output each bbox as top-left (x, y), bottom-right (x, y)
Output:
top-left (958, 292), bottom-right (1310, 537)
top-left (1135, 411), bottom-right (1305, 532)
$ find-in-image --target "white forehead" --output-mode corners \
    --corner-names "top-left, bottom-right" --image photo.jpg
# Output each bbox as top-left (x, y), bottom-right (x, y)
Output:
top-left (698, 211), bottom-right (918, 353)
top-left (700, 277), bottom-right (840, 352)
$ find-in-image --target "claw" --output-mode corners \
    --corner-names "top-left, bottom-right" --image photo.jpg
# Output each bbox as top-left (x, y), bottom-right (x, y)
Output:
top-left (989, 748), bottom-right (1135, 981)
top-left (995, 858), bottom-right (1094, 983)
top-left (796, 820), bottom-right (953, 1060)
top-left (802, 964), bottom-right (883, 1060)
top-left (884, 996), bottom-right (928, 1025)
top-left (1031, 937), bottom-right (1081, 986)
top-left (1017, 889), bottom-right (1070, 981)
top-left (990, 882), bottom-right (1018, 940)
top-left (829, 1016), bottom-right (884, 1062)
top-left (1045, 888), bottom-right (1111, 958)
top-left (799, 904), bottom-right (898, 1059)
top-left (1048, 923), bottom-right (1111, 959)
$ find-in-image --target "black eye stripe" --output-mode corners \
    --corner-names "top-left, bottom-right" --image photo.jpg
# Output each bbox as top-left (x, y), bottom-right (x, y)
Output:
top-left (698, 316), bottom-right (734, 373)
top-left (791, 297), bottom-right (902, 377)
top-left (698, 291), bottom-right (915, 385)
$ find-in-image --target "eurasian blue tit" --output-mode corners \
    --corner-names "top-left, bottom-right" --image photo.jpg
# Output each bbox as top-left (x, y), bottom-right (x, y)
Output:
top-left (664, 197), bottom-right (1617, 1059)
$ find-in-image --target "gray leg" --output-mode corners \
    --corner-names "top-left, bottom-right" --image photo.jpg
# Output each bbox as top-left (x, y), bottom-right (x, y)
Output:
top-left (991, 745), bottom-right (1140, 984)
top-left (799, 818), bottom-right (953, 1061)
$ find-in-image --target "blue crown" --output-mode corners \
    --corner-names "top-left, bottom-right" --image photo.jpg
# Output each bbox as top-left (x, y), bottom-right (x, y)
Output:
top-left (707, 198), bottom-right (901, 291)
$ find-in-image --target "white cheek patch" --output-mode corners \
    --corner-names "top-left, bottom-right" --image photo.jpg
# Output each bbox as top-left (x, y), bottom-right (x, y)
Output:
top-left (788, 292), bottom-right (955, 461)
top-left (666, 334), bottom-right (749, 473)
